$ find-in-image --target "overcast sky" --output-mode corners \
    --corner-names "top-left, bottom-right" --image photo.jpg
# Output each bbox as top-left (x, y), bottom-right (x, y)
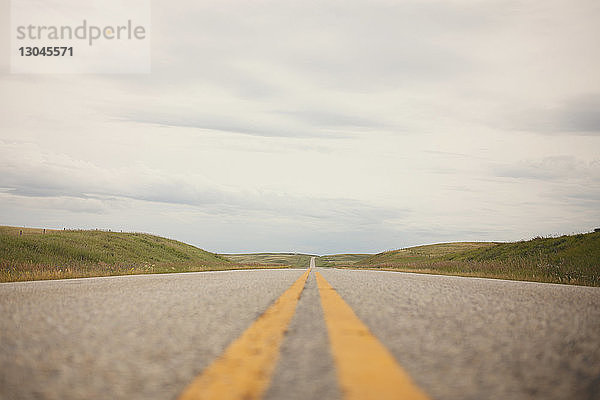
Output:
top-left (1, 0), bottom-right (599, 254)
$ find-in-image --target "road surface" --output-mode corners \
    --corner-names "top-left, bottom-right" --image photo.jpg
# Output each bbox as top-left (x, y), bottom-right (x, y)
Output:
top-left (1, 260), bottom-right (599, 399)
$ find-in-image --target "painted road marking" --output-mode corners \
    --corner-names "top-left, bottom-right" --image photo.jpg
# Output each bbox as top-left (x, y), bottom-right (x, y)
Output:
top-left (316, 271), bottom-right (430, 400)
top-left (178, 268), bottom-right (310, 400)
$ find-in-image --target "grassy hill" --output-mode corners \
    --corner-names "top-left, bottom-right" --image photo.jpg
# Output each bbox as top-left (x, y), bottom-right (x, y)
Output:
top-left (0, 226), bottom-right (272, 282)
top-left (222, 252), bottom-right (372, 268)
top-left (348, 232), bottom-right (600, 286)
top-left (318, 253), bottom-right (371, 266)
top-left (359, 242), bottom-right (496, 265)
top-left (222, 253), bottom-right (318, 268)
top-left (4, 224), bottom-right (597, 286)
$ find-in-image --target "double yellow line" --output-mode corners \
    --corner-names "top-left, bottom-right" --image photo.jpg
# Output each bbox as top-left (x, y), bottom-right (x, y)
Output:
top-left (178, 267), bottom-right (429, 400)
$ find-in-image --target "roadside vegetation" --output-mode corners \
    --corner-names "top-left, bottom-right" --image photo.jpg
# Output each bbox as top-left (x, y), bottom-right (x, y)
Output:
top-left (222, 253), bottom-right (373, 268)
top-left (222, 253), bottom-right (320, 268)
top-left (317, 253), bottom-right (372, 266)
top-left (3, 225), bottom-right (598, 286)
top-left (0, 226), bottom-right (284, 283)
top-left (341, 232), bottom-right (600, 286)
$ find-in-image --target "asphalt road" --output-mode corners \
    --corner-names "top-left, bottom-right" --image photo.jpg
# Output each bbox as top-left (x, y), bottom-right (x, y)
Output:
top-left (1, 265), bottom-right (599, 400)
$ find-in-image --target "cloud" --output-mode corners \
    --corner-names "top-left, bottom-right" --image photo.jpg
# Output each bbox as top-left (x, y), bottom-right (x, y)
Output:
top-left (1, 0), bottom-right (600, 253)
top-left (493, 156), bottom-right (600, 181)
top-left (501, 94), bottom-right (600, 135)
top-left (120, 110), bottom-right (355, 138)
top-left (122, 107), bottom-right (388, 139)
top-left (275, 109), bottom-right (387, 130)
top-left (0, 141), bottom-right (406, 229)
top-left (558, 94), bottom-right (600, 133)
top-left (151, 1), bottom-right (487, 89)
top-left (0, 192), bottom-right (113, 214)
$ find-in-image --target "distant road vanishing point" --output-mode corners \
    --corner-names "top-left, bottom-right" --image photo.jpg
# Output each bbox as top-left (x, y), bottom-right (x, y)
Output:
top-left (1, 257), bottom-right (599, 399)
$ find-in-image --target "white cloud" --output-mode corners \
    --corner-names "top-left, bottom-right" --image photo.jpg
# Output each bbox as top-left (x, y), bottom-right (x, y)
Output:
top-left (1, 0), bottom-right (599, 253)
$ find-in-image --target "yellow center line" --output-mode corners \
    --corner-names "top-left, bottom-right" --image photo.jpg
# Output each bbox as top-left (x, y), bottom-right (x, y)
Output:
top-left (178, 268), bottom-right (310, 400)
top-left (315, 271), bottom-right (431, 400)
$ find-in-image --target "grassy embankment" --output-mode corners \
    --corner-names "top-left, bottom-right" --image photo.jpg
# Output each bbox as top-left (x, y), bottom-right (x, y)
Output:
top-left (0, 226), bottom-right (284, 283)
top-left (342, 232), bottom-right (600, 286)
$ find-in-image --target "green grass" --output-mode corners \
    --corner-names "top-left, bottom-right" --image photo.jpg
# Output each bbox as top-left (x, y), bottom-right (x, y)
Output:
top-left (4, 224), bottom-right (598, 286)
top-left (341, 233), bottom-right (600, 286)
top-left (0, 226), bottom-right (284, 282)
top-left (222, 253), bottom-right (318, 268)
top-left (222, 252), bottom-right (372, 268)
top-left (359, 242), bottom-right (497, 264)
top-left (318, 253), bottom-right (371, 266)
